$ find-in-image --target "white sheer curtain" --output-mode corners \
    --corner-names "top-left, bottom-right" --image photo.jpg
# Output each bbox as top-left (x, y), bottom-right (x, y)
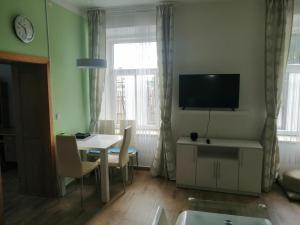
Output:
top-left (278, 2), bottom-right (300, 175)
top-left (100, 8), bottom-right (160, 167)
top-left (278, 12), bottom-right (300, 136)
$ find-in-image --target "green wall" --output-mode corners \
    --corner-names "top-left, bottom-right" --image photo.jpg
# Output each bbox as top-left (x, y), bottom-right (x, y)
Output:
top-left (0, 0), bottom-right (89, 134)
top-left (48, 3), bottom-right (88, 134)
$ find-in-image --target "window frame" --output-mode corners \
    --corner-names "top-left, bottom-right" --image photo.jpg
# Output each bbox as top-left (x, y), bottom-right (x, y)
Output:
top-left (106, 35), bottom-right (160, 131)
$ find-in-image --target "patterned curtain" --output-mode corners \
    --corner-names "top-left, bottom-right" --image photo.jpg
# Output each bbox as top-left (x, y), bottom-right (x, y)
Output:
top-left (87, 9), bottom-right (106, 133)
top-left (151, 4), bottom-right (176, 180)
top-left (262, 0), bottom-right (294, 192)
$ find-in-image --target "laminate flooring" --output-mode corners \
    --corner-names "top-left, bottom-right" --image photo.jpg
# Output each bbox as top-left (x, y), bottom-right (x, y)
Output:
top-left (2, 169), bottom-right (300, 225)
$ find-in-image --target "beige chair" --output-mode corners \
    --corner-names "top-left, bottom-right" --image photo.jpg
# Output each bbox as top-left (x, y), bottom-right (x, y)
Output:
top-left (109, 120), bottom-right (138, 183)
top-left (99, 120), bottom-right (115, 134)
top-left (56, 135), bottom-right (100, 207)
top-left (87, 120), bottom-right (116, 160)
top-left (107, 126), bottom-right (132, 191)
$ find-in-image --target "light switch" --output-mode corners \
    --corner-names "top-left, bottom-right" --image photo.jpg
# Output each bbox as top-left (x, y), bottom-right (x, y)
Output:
top-left (55, 113), bottom-right (61, 120)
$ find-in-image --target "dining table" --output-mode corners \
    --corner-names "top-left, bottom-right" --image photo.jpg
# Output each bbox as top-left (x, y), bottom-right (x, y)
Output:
top-left (76, 134), bottom-right (123, 203)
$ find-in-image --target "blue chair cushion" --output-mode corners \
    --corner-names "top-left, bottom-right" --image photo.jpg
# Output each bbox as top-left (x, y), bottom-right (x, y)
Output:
top-left (87, 149), bottom-right (101, 156)
top-left (109, 146), bottom-right (137, 154)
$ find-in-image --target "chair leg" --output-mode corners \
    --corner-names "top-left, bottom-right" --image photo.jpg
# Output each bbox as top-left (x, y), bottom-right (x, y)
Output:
top-left (136, 152), bottom-right (139, 168)
top-left (94, 169), bottom-right (99, 194)
top-left (109, 167), bottom-right (113, 183)
top-left (130, 157), bottom-right (134, 184)
top-left (80, 176), bottom-right (83, 208)
top-left (121, 167), bottom-right (126, 193)
top-left (98, 166), bottom-right (101, 185)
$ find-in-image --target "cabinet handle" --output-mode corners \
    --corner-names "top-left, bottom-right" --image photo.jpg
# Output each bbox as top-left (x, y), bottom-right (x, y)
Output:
top-left (217, 161), bottom-right (220, 179)
top-left (216, 161), bottom-right (219, 179)
top-left (213, 161), bottom-right (216, 178)
top-left (240, 151), bottom-right (243, 168)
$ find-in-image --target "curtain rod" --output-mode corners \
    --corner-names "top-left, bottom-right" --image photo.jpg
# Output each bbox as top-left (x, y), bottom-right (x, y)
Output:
top-left (87, 1), bottom-right (178, 14)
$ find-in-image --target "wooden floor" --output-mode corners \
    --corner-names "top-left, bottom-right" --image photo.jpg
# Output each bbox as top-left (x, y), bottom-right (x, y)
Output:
top-left (2, 169), bottom-right (300, 225)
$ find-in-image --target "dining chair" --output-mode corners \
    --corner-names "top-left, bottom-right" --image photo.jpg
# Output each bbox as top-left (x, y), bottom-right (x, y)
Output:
top-left (56, 134), bottom-right (100, 207)
top-left (106, 126), bottom-right (132, 192)
top-left (99, 120), bottom-right (115, 134)
top-left (109, 120), bottom-right (138, 183)
top-left (87, 120), bottom-right (115, 157)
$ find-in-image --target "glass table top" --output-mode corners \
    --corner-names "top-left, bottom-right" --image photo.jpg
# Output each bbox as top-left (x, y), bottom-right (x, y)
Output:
top-left (186, 197), bottom-right (269, 219)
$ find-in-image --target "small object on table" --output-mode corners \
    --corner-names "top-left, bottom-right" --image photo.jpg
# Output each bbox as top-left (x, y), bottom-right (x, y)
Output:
top-left (75, 132), bottom-right (90, 139)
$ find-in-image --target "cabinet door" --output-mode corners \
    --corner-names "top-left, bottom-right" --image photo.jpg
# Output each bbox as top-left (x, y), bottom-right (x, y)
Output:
top-left (176, 145), bottom-right (197, 185)
top-left (238, 148), bottom-right (263, 193)
top-left (4, 136), bottom-right (17, 162)
top-left (217, 159), bottom-right (238, 191)
top-left (196, 157), bottom-right (216, 188)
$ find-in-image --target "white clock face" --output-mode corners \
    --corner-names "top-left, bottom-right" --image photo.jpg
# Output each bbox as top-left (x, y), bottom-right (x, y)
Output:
top-left (14, 15), bottom-right (34, 43)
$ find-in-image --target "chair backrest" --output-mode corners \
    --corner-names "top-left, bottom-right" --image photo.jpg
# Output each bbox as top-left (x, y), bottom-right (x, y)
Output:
top-left (56, 135), bottom-right (82, 178)
top-left (120, 120), bottom-right (136, 146)
top-left (99, 120), bottom-right (115, 134)
top-left (119, 126), bottom-right (132, 167)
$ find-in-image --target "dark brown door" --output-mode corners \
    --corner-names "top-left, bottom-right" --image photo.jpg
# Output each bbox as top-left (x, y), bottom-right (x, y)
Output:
top-left (12, 63), bottom-right (57, 196)
top-left (0, 166), bottom-right (4, 225)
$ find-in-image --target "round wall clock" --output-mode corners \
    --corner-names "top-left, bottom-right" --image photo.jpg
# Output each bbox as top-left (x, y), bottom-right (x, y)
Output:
top-left (13, 15), bottom-right (35, 43)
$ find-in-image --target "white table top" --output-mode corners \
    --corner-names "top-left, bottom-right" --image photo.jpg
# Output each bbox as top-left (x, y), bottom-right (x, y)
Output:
top-left (76, 134), bottom-right (123, 150)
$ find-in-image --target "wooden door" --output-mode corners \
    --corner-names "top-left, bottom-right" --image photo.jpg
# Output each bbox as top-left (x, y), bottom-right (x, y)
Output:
top-left (12, 63), bottom-right (57, 196)
top-left (217, 159), bottom-right (238, 191)
top-left (238, 148), bottom-right (263, 193)
top-left (0, 166), bottom-right (3, 225)
top-left (196, 157), bottom-right (216, 188)
top-left (176, 145), bottom-right (197, 186)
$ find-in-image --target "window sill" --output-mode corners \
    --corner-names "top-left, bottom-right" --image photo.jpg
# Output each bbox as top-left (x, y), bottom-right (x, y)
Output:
top-left (136, 130), bottom-right (159, 136)
top-left (278, 135), bottom-right (300, 144)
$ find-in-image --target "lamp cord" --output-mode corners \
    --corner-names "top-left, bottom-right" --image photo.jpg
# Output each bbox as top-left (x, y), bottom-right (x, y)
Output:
top-left (204, 109), bottom-right (211, 138)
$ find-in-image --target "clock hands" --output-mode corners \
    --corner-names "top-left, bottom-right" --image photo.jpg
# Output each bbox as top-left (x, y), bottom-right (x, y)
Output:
top-left (18, 22), bottom-right (27, 35)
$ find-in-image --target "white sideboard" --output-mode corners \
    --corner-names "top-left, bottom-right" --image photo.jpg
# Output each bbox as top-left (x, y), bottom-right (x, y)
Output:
top-left (176, 137), bottom-right (263, 196)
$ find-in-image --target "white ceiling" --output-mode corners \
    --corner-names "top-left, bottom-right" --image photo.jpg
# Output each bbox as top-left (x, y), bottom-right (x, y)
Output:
top-left (52, 0), bottom-right (235, 10)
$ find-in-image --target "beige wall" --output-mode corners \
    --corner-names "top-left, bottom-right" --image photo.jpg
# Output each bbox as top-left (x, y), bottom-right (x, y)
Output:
top-left (172, 0), bottom-right (266, 140)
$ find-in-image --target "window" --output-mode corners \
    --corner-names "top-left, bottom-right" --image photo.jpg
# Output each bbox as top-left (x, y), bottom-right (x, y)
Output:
top-left (111, 41), bottom-right (159, 131)
top-left (101, 9), bottom-right (159, 167)
top-left (101, 14), bottom-right (159, 133)
top-left (278, 15), bottom-right (300, 135)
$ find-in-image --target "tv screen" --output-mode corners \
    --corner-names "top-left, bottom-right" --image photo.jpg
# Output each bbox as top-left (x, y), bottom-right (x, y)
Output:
top-left (179, 74), bottom-right (240, 109)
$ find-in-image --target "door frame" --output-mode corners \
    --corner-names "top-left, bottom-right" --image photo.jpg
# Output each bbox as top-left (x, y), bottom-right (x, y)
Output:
top-left (0, 51), bottom-right (57, 224)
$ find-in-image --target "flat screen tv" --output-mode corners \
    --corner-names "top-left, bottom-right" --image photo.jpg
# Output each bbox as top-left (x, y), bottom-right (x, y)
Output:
top-left (179, 74), bottom-right (240, 109)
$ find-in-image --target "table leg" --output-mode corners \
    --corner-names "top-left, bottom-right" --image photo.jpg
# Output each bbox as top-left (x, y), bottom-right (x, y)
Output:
top-left (125, 164), bottom-right (128, 182)
top-left (101, 148), bottom-right (110, 203)
top-left (59, 176), bottom-right (66, 197)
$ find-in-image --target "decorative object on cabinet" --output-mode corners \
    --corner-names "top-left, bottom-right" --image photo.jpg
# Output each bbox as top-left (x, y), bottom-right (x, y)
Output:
top-left (190, 132), bottom-right (198, 141)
